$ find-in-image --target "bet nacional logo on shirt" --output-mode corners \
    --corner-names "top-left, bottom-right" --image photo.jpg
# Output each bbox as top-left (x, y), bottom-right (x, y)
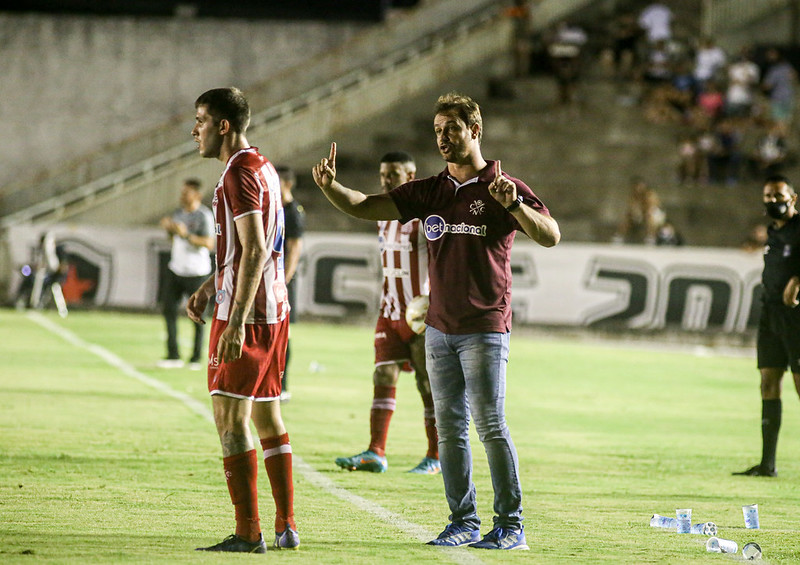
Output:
top-left (423, 215), bottom-right (487, 241)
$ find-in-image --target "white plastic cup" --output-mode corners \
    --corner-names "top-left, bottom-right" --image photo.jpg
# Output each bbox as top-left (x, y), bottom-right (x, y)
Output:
top-left (743, 504), bottom-right (760, 529)
top-left (706, 537), bottom-right (739, 554)
top-left (650, 514), bottom-right (677, 528)
top-left (676, 509), bottom-right (691, 534)
top-left (742, 542), bottom-right (762, 560)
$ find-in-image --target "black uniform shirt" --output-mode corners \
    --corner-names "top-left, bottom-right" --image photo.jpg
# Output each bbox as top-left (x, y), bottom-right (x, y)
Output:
top-left (763, 214), bottom-right (800, 303)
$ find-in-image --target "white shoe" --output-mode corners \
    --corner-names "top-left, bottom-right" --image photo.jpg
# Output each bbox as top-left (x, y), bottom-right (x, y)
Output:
top-left (157, 359), bottom-right (184, 369)
top-left (188, 361), bottom-right (203, 371)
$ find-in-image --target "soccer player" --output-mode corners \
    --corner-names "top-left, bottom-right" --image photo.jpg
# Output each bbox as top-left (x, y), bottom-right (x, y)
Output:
top-left (158, 178), bottom-right (215, 370)
top-left (187, 87), bottom-right (298, 553)
top-left (313, 92), bottom-right (560, 551)
top-left (734, 175), bottom-right (800, 478)
top-left (334, 151), bottom-right (440, 475)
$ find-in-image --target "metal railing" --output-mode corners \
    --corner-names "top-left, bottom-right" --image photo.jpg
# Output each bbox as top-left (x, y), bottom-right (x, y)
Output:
top-left (0, 0), bottom-right (594, 230)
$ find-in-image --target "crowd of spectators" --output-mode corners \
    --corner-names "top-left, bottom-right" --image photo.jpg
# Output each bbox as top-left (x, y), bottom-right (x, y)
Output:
top-left (614, 4), bottom-right (798, 191)
top-left (601, 2), bottom-right (797, 244)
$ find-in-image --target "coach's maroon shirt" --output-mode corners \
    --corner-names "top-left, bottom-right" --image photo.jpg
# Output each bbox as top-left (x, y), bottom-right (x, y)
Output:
top-left (389, 160), bottom-right (549, 334)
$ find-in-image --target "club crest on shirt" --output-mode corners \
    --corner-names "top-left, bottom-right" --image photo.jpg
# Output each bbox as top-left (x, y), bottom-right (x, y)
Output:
top-left (470, 200), bottom-right (486, 215)
top-left (215, 289), bottom-right (226, 304)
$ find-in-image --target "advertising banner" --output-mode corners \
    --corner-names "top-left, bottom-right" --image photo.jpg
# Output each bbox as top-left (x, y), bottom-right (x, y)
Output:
top-left (5, 226), bottom-right (764, 334)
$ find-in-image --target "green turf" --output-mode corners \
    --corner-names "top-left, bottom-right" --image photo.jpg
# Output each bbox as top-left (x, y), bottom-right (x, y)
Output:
top-left (1, 309), bottom-right (799, 563)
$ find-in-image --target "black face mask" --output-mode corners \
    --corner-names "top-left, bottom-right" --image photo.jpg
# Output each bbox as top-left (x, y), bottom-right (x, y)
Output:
top-left (765, 201), bottom-right (790, 219)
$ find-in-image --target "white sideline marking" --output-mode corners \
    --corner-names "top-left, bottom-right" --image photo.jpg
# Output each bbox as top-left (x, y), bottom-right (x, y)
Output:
top-left (27, 312), bottom-right (484, 565)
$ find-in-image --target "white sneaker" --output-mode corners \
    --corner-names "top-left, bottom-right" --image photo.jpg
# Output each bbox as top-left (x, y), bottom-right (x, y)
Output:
top-left (188, 361), bottom-right (203, 371)
top-left (156, 359), bottom-right (184, 369)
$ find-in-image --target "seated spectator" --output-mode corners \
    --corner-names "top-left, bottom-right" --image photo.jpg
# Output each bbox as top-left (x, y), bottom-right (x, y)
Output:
top-left (750, 120), bottom-right (789, 177)
top-left (696, 80), bottom-right (725, 121)
top-left (656, 220), bottom-right (684, 246)
top-left (740, 223), bottom-right (768, 252)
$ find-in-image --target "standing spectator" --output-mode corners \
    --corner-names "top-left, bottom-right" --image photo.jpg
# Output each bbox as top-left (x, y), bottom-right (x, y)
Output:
top-left (638, 2), bottom-right (672, 45)
top-left (546, 21), bottom-right (588, 108)
top-left (609, 9), bottom-right (642, 82)
top-left (676, 132), bottom-right (701, 185)
top-left (763, 47), bottom-right (797, 126)
top-left (504, 0), bottom-right (532, 78)
top-left (726, 46), bottom-right (760, 118)
top-left (334, 151), bottom-right (440, 476)
top-left (275, 165), bottom-right (305, 402)
top-left (693, 36), bottom-right (727, 90)
top-left (158, 179), bottom-right (215, 369)
top-left (188, 87), bottom-right (299, 552)
top-left (312, 92), bottom-right (560, 550)
top-left (734, 175), bottom-right (800, 478)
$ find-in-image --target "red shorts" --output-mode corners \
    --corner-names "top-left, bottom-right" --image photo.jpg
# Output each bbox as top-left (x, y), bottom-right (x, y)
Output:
top-left (374, 315), bottom-right (416, 370)
top-left (207, 317), bottom-right (288, 401)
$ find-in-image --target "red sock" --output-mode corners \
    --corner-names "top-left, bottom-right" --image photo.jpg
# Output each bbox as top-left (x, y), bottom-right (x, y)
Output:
top-left (368, 385), bottom-right (396, 457)
top-left (260, 434), bottom-right (296, 532)
top-left (222, 450), bottom-right (260, 542)
top-left (421, 392), bottom-right (438, 459)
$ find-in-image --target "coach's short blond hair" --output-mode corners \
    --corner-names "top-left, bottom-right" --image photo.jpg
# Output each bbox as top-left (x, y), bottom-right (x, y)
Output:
top-left (434, 92), bottom-right (483, 142)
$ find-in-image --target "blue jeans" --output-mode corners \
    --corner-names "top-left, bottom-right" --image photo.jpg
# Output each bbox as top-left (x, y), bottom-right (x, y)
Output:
top-left (425, 326), bottom-right (523, 530)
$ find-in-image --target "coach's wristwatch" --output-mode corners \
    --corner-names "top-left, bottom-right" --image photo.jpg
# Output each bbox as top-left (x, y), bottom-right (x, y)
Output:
top-left (505, 195), bottom-right (523, 212)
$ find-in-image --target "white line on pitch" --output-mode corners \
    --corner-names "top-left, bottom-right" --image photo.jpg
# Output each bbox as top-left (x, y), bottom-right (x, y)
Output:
top-left (27, 312), bottom-right (484, 565)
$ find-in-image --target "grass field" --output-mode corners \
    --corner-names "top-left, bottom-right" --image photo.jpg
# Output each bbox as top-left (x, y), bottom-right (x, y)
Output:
top-left (2, 309), bottom-right (800, 564)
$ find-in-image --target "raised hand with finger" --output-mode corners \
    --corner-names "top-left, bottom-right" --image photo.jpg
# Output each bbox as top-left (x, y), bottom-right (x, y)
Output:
top-left (312, 142), bottom-right (337, 189)
top-left (487, 160), bottom-right (519, 209)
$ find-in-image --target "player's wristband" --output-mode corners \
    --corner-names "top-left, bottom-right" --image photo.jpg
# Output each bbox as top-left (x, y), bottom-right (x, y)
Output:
top-left (505, 195), bottom-right (523, 212)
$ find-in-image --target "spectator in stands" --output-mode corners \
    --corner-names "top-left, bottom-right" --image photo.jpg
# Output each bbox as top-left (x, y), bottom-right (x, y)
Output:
top-left (762, 47), bottom-right (797, 126)
top-left (546, 20), bottom-right (588, 109)
top-left (695, 80), bottom-right (725, 122)
top-left (655, 220), bottom-right (684, 246)
top-left (725, 46), bottom-right (760, 119)
top-left (676, 132), bottom-right (701, 185)
top-left (614, 176), bottom-right (666, 244)
top-left (609, 9), bottom-right (641, 82)
top-left (504, 0), bottom-right (532, 78)
top-left (693, 36), bottom-right (727, 91)
top-left (740, 222), bottom-right (768, 252)
top-left (638, 2), bottom-right (672, 46)
top-left (751, 121), bottom-right (789, 177)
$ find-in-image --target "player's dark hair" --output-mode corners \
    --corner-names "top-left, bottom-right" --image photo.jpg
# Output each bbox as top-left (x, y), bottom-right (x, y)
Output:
top-left (275, 165), bottom-right (296, 185)
top-left (434, 92), bottom-right (483, 142)
top-left (183, 178), bottom-right (202, 191)
top-left (195, 87), bottom-right (250, 134)
top-left (380, 151), bottom-right (415, 164)
top-left (765, 174), bottom-right (794, 194)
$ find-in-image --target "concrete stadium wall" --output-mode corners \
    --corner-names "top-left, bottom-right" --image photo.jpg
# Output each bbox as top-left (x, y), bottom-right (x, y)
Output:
top-left (0, 13), bottom-right (364, 191)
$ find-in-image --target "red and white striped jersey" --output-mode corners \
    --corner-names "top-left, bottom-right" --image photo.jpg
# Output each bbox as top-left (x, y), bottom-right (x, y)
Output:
top-left (377, 219), bottom-right (429, 321)
top-left (211, 147), bottom-right (288, 325)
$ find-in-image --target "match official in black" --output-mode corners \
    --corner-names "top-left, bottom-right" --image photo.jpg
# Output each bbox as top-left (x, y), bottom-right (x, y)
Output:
top-left (735, 175), bottom-right (800, 477)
